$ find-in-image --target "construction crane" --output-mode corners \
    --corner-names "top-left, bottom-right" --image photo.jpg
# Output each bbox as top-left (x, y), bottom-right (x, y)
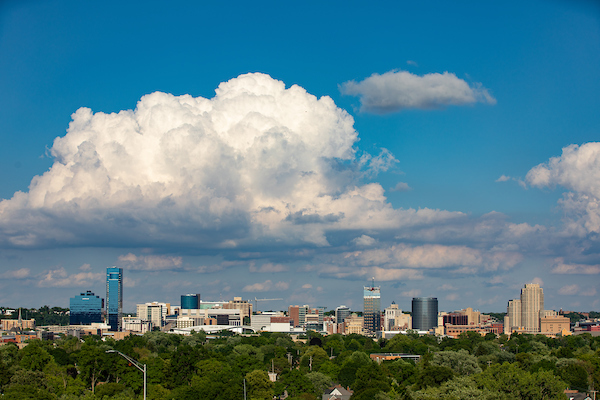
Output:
top-left (253, 297), bottom-right (283, 312)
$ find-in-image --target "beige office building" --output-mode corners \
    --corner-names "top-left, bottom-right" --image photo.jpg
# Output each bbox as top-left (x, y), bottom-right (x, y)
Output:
top-left (136, 302), bottom-right (170, 329)
top-left (223, 297), bottom-right (252, 323)
top-left (521, 283), bottom-right (543, 333)
top-left (344, 313), bottom-right (364, 335)
top-left (505, 283), bottom-right (544, 334)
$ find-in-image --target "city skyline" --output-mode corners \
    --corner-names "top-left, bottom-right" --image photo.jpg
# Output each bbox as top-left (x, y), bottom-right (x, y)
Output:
top-left (1, 1), bottom-right (599, 312)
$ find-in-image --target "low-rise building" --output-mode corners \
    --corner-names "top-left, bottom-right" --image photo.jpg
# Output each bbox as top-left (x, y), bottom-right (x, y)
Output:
top-left (1, 318), bottom-right (35, 331)
top-left (344, 313), bottom-right (364, 335)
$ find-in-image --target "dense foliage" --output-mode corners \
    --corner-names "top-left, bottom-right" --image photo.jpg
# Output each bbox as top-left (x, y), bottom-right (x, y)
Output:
top-left (1, 306), bottom-right (70, 326)
top-left (0, 329), bottom-right (598, 399)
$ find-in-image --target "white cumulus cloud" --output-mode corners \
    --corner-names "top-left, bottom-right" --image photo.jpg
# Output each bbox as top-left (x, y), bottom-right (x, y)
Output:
top-left (242, 279), bottom-right (289, 292)
top-left (551, 258), bottom-right (600, 274)
top-left (558, 284), bottom-right (579, 295)
top-left (352, 235), bottom-right (377, 247)
top-left (0, 268), bottom-right (30, 279)
top-left (38, 267), bottom-right (103, 287)
top-left (391, 182), bottom-right (412, 192)
top-left (0, 73), bottom-right (459, 251)
top-left (401, 289), bottom-right (421, 297)
top-left (249, 263), bottom-right (287, 273)
top-left (340, 69), bottom-right (496, 113)
top-left (117, 253), bottom-right (183, 271)
top-left (526, 142), bottom-right (600, 234)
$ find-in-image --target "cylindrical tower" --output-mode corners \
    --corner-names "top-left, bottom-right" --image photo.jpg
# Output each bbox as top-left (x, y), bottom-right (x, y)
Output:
top-left (411, 297), bottom-right (438, 331)
top-left (181, 293), bottom-right (201, 309)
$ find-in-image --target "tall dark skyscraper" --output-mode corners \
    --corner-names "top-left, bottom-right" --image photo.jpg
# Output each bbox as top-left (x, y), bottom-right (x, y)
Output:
top-left (412, 297), bottom-right (438, 331)
top-left (106, 267), bottom-right (123, 332)
top-left (335, 305), bottom-right (351, 324)
top-left (363, 279), bottom-right (381, 334)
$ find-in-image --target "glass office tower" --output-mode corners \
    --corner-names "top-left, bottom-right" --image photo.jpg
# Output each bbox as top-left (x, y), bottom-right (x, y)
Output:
top-left (412, 297), bottom-right (438, 331)
top-left (335, 305), bottom-right (351, 324)
top-left (106, 267), bottom-right (123, 331)
top-left (181, 293), bottom-right (201, 309)
top-left (70, 290), bottom-right (103, 325)
top-left (363, 283), bottom-right (381, 334)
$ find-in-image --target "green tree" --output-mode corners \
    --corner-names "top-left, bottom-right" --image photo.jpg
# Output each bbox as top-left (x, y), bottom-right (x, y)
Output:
top-left (414, 365), bottom-right (455, 389)
top-left (351, 363), bottom-right (391, 399)
top-left (432, 349), bottom-right (482, 375)
top-left (306, 371), bottom-right (333, 396)
top-left (475, 361), bottom-right (566, 400)
top-left (19, 340), bottom-right (52, 371)
top-left (558, 362), bottom-right (589, 392)
top-left (300, 346), bottom-right (329, 372)
top-left (75, 342), bottom-right (109, 394)
top-left (412, 375), bottom-right (494, 400)
top-left (275, 369), bottom-right (315, 398)
top-left (3, 369), bottom-right (56, 400)
top-left (337, 351), bottom-right (371, 387)
top-left (245, 369), bottom-right (274, 400)
top-left (94, 382), bottom-right (129, 398)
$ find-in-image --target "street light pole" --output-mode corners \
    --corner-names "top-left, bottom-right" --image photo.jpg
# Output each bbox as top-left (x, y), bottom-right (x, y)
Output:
top-left (106, 350), bottom-right (147, 400)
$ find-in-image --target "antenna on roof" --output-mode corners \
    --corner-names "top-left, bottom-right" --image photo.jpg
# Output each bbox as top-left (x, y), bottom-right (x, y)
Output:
top-left (372, 277), bottom-right (375, 288)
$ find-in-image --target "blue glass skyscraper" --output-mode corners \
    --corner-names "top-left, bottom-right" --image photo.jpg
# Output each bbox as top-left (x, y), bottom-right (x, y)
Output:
top-left (70, 290), bottom-right (103, 325)
top-left (106, 267), bottom-right (123, 331)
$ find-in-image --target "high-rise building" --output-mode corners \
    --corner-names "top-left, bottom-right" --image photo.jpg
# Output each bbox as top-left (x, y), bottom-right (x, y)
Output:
top-left (412, 297), bottom-right (438, 331)
top-left (288, 305), bottom-right (323, 328)
top-left (137, 302), bottom-right (169, 329)
top-left (505, 283), bottom-right (544, 334)
top-left (70, 290), bottom-right (104, 325)
top-left (363, 281), bottom-right (381, 334)
top-left (181, 294), bottom-right (201, 309)
top-left (106, 267), bottom-right (123, 332)
top-left (223, 297), bottom-right (253, 324)
top-left (335, 305), bottom-right (351, 324)
top-left (521, 283), bottom-right (544, 333)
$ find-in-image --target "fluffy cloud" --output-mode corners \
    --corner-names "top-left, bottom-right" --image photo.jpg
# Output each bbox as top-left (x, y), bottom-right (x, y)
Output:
top-left (117, 253), bottom-right (183, 271)
top-left (527, 142), bottom-right (600, 234)
top-left (37, 267), bottom-right (103, 287)
top-left (249, 263), bottom-right (287, 273)
top-left (0, 268), bottom-right (30, 279)
top-left (352, 235), bottom-right (376, 247)
top-left (531, 277), bottom-right (544, 287)
top-left (551, 258), bottom-right (600, 274)
top-left (316, 264), bottom-right (423, 281)
top-left (342, 244), bottom-right (521, 271)
top-left (445, 293), bottom-right (459, 301)
top-left (0, 73), bottom-right (459, 250)
top-left (340, 69), bottom-right (496, 113)
top-left (391, 182), bottom-right (412, 192)
top-left (558, 284), bottom-right (579, 295)
top-left (242, 279), bottom-right (288, 292)
top-left (401, 289), bottom-right (421, 297)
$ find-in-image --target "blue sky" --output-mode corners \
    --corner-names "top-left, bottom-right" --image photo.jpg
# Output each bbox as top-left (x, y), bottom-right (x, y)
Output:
top-left (1, 0), bottom-right (599, 314)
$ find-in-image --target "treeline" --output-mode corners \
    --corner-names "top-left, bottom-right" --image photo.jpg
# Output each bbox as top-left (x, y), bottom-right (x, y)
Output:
top-left (1, 306), bottom-right (69, 326)
top-left (563, 311), bottom-right (600, 323)
top-left (0, 330), bottom-right (599, 399)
